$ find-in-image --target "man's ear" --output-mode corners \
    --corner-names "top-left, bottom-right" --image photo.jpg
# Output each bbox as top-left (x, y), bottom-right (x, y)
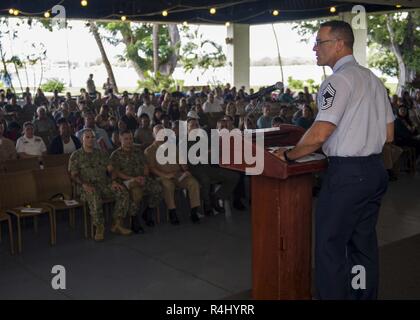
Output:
top-left (336, 39), bottom-right (346, 53)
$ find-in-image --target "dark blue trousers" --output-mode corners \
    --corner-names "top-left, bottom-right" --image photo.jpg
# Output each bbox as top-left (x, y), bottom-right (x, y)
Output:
top-left (315, 154), bottom-right (388, 300)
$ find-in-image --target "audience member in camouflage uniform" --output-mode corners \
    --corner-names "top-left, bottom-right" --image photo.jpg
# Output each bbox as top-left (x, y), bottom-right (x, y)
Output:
top-left (68, 128), bottom-right (132, 241)
top-left (109, 130), bottom-right (162, 233)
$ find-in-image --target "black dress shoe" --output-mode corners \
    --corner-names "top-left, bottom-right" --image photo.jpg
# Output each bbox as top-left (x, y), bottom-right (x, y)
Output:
top-left (169, 210), bottom-right (180, 225)
top-left (131, 216), bottom-right (145, 234)
top-left (142, 208), bottom-right (155, 227)
top-left (233, 199), bottom-right (246, 211)
top-left (204, 209), bottom-right (214, 216)
top-left (190, 212), bottom-right (200, 224)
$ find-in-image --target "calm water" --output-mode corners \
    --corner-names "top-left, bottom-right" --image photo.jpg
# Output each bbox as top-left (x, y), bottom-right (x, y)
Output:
top-left (9, 64), bottom-right (396, 91)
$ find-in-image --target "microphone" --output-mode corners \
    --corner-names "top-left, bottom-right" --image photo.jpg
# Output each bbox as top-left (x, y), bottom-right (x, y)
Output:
top-left (246, 82), bottom-right (283, 101)
top-left (244, 82), bottom-right (283, 116)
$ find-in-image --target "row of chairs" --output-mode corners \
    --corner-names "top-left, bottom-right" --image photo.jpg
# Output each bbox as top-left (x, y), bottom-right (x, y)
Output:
top-left (0, 154), bottom-right (71, 173)
top-left (0, 164), bottom-right (187, 254)
top-left (0, 165), bottom-right (88, 254)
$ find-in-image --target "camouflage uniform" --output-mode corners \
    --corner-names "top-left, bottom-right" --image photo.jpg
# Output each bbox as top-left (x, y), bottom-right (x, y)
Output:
top-left (109, 145), bottom-right (162, 216)
top-left (68, 148), bottom-right (129, 226)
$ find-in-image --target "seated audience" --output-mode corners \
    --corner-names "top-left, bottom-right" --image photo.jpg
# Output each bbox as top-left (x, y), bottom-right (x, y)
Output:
top-left (145, 124), bottom-right (201, 225)
top-left (0, 120), bottom-right (17, 163)
top-left (16, 122), bottom-right (47, 158)
top-left (257, 104), bottom-right (272, 129)
top-left (48, 118), bottom-right (81, 154)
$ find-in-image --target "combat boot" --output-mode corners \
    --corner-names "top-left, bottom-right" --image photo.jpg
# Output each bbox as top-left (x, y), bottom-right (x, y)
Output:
top-left (111, 218), bottom-right (132, 236)
top-left (94, 224), bottom-right (105, 241)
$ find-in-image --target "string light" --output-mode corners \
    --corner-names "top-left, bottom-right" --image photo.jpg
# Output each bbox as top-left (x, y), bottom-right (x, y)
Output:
top-left (81, 0), bottom-right (88, 7)
top-left (330, 6), bottom-right (336, 13)
top-left (183, 21), bottom-right (188, 26)
top-left (225, 22), bottom-right (231, 27)
top-left (13, 9), bottom-right (19, 16)
top-left (9, 8), bottom-right (14, 14)
top-left (121, 15), bottom-right (127, 21)
top-left (272, 10), bottom-right (279, 16)
top-left (210, 8), bottom-right (216, 15)
top-left (162, 10), bottom-right (168, 17)
top-left (44, 11), bottom-right (50, 18)
top-left (396, 4), bottom-right (402, 8)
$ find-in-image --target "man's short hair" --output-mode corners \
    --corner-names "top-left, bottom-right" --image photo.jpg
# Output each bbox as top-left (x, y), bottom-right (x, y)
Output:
top-left (57, 118), bottom-right (70, 126)
top-left (139, 113), bottom-right (150, 120)
top-left (119, 129), bottom-right (132, 136)
top-left (83, 111), bottom-right (94, 119)
top-left (272, 116), bottom-right (282, 125)
top-left (320, 20), bottom-right (354, 49)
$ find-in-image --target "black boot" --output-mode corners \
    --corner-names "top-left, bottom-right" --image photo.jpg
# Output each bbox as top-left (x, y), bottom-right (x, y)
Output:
top-left (169, 209), bottom-right (180, 225)
top-left (142, 207), bottom-right (155, 227)
top-left (131, 215), bottom-right (145, 234)
top-left (190, 207), bottom-right (200, 224)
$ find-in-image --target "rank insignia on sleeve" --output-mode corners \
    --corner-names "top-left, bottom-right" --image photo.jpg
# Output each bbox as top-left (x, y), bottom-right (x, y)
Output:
top-left (321, 83), bottom-right (336, 110)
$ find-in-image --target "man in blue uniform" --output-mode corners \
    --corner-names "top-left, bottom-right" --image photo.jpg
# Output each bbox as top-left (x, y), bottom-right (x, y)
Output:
top-left (277, 20), bottom-right (394, 299)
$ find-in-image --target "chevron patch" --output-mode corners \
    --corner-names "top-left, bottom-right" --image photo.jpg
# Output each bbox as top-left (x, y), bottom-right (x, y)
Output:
top-left (321, 83), bottom-right (336, 110)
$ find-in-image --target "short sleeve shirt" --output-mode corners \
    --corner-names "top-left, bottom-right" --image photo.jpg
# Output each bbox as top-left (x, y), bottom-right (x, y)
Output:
top-left (315, 55), bottom-right (395, 157)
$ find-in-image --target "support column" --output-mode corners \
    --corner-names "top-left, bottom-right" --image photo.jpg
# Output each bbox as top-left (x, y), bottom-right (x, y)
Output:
top-left (226, 23), bottom-right (250, 90)
top-left (339, 11), bottom-right (368, 67)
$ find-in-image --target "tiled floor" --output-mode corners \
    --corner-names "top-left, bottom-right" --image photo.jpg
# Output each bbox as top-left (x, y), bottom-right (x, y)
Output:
top-left (1, 173), bottom-right (419, 300)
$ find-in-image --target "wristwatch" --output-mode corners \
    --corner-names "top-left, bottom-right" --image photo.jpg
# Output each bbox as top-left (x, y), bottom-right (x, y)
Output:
top-left (284, 149), bottom-right (294, 163)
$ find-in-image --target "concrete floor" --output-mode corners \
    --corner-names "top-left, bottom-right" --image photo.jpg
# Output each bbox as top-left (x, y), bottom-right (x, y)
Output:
top-left (0, 173), bottom-right (419, 300)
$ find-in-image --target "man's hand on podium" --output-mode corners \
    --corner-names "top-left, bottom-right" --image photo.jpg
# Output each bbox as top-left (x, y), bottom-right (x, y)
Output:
top-left (273, 147), bottom-right (288, 162)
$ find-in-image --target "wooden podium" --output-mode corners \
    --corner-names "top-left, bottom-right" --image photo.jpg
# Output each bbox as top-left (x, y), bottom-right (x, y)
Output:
top-left (219, 125), bottom-right (327, 300)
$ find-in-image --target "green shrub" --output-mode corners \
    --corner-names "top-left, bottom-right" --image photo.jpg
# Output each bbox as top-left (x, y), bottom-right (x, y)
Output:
top-left (41, 78), bottom-right (65, 93)
top-left (137, 71), bottom-right (183, 93)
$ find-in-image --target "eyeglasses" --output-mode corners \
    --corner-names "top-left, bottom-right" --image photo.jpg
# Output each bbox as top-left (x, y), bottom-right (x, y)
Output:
top-left (313, 38), bottom-right (340, 47)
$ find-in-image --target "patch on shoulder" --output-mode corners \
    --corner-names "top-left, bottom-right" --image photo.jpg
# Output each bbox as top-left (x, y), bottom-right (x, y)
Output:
top-left (321, 83), bottom-right (336, 110)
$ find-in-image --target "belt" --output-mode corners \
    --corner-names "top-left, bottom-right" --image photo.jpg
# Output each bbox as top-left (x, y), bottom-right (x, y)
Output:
top-left (328, 154), bottom-right (382, 164)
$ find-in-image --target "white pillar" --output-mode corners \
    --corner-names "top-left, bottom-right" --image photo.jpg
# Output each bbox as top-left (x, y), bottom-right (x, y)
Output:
top-left (226, 23), bottom-right (250, 90)
top-left (339, 11), bottom-right (368, 67)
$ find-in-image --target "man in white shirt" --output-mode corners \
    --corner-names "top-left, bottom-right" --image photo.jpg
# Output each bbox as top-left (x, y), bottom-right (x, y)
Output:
top-left (203, 93), bottom-right (223, 113)
top-left (16, 122), bottom-right (47, 158)
top-left (137, 93), bottom-right (155, 122)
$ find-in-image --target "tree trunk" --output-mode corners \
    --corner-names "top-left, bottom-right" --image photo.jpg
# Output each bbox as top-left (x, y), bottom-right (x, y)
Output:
top-left (120, 27), bottom-right (145, 81)
top-left (12, 61), bottom-right (24, 94)
top-left (159, 24), bottom-right (180, 76)
top-left (89, 21), bottom-right (119, 93)
top-left (271, 24), bottom-right (284, 83)
top-left (0, 42), bottom-right (14, 92)
top-left (153, 24), bottom-right (159, 74)
top-left (386, 14), bottom-right (414, 95)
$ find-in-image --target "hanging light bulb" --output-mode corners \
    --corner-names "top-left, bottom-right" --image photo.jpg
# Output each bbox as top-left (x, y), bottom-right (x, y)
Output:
top-left (396, 4), bottom-right (402, 8)
top-left (330, 6), bottom-right (336, 13)
top-left (13, 9), bottom-right (19, 16)
top-left (225, 22), bottom-right (231, 27)
top-left (210, 8), bottom-right (216, 15)
top-left (9, 8), bottom-right (14, 15)
top-left (121, 16), bottom-right (127, 21)
top-left (183, 21), bottom-right (188, 27)
top-left (162, 10), bottom-right (168, 17)
top-left (81, 0), bottom-right (88, 7)
top-left (272, 10), bottom-right (279, 16)
top-left (44, 11), bottom-right (51, 18)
